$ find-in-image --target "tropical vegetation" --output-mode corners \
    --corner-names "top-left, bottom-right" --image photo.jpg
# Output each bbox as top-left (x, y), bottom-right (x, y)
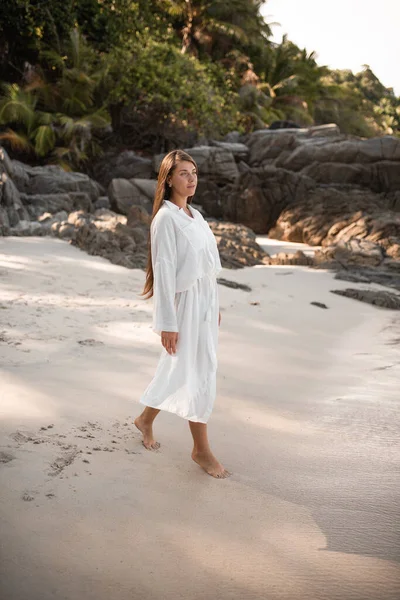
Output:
top-left (0, 0), bottom-right (398, 169)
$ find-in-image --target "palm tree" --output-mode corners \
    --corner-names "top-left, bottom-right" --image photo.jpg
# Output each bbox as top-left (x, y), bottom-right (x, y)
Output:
top-left (0, 29), bottom-right (110, 167)
top-left (161, 0), bottom-right (271, 58)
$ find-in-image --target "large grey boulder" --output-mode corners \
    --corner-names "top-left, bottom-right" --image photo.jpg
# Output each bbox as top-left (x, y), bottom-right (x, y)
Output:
top-left (269, 185), bottom-right (400, 260)
top-left (92, 151), bottom-right (153, 188)
top-left (222, 166), bottom-right (315, 233)
top-left (331, 288), bottom-right (400, 310)
top-left (209, 141), bottom-right (249, 162)
top-left (246, 124), bottom-right (342, 166)
top-left (283, 135), bottom-right (400, 171)
top-left (0, 175), bottom-right (30, 226)
top-left (20, 192), bottom-right (93, 219)
top-left (154, 146), bottom-right (239, 183)
top-left (108, 178), bottom-right (156, 215)
top-left (193, 179), bottom-right (223, 219)
top-left (314, 239), bottom-right (385, 268)
top-left (10, 161), bottom-right (100, 200)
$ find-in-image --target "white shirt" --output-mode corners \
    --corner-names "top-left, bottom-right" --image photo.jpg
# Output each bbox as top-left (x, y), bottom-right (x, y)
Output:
top-left (151, 199), bottom-right (222, 334)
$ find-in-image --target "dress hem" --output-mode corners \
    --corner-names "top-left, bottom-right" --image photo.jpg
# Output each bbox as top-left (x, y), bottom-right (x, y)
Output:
top-left (139, 397), bottom-right (211, 424)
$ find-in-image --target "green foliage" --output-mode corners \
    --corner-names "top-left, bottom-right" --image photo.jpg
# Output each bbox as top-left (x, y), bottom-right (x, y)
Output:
top-left (1, 0), bottom-right (399, 170)
top-left (0, 0), bottom-right (75, 78)
top-left (104, 36), bottom-right (241, 142)
top-left (314, 67), bottom-right (400, 137)
top-left (0, 31), bottom-right (110, 167)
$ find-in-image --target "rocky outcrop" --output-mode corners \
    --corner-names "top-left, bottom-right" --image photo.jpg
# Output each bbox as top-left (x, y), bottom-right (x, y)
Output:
top-left (207, 220), bottom-right (270, 268)
top-left (108, 177), bottom-right (156, 215)
top-left (222, 166), bottom-right (315, 233)
top-left (331, 288), bottom-right (400, 310)
top-left (154, 145), bottom-right (239, 183)
top-left (2, 120), bottom-right (400, 285)
top-left (269, 186), bottom-right (400, 262)
top-left (91, 150), bottom-right (152, 188)
top-left (334, 264), bottom-right (400, 292)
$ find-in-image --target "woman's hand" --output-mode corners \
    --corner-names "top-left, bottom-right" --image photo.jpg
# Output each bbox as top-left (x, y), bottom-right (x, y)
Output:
top-left (218, 311), bottom-right (221, 327)
top-left (161, 331), bottom-right (179, 355)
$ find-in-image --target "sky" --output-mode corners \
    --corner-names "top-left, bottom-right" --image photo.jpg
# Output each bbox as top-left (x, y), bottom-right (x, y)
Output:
top-left (261, 0), bottom-right (400, 95)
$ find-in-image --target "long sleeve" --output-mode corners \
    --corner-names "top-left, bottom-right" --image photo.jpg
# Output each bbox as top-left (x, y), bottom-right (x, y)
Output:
top-left (151, 213), bottom-right (179, 335)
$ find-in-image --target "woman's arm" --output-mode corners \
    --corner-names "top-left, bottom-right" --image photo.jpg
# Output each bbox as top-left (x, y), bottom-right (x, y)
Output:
top-left (151, 213), bottom-right (179, 335)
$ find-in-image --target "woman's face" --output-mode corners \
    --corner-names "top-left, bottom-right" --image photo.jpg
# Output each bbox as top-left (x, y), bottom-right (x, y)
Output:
top-left (167, 161), bottom-right (197, 197)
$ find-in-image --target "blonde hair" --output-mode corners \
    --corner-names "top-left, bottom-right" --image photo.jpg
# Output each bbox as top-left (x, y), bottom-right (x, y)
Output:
top-left (140, 149), bottom-right (198, 300)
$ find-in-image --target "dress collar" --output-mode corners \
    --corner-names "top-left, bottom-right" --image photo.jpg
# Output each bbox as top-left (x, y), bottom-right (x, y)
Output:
top-left (164, 199), bottom-right (195, 219)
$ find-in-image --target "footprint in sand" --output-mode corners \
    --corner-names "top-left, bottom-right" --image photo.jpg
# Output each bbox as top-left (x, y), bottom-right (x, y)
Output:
top-left (9, 418), bottom-right (141, 484)
top-left (0, 451), bottom-right (15, 464)
top-left (77, 339), bottom-right (104, 347)
top-left (21, 491), bottom-right (36, 502)
top-left (48, 448), bottom-right (80, 477)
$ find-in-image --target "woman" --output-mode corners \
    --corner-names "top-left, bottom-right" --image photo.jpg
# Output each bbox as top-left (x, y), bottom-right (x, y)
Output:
top-left (135, 149), bottom-right (231, 479)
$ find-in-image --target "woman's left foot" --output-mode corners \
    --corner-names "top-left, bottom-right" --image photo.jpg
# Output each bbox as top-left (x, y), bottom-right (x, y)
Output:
top-left (191, 449), bottom-right (231, 478)
top-left (134, 416), bottom-right (160, 450)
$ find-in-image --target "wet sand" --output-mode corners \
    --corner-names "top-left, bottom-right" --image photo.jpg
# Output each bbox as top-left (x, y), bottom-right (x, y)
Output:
top-left (1, 237), bottom-right (399, 600)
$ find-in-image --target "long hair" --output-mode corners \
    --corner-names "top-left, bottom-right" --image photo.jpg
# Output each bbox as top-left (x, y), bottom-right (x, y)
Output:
top-left (139, 149), bottom-right (198, 300)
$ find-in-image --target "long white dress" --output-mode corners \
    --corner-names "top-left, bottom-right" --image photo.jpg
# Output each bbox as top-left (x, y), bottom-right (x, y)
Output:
top-left (139, 199), bottom-right (222, 423)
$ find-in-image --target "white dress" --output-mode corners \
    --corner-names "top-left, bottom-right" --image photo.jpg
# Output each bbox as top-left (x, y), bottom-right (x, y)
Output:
top-left (139, 199), bottom-right (223, 423)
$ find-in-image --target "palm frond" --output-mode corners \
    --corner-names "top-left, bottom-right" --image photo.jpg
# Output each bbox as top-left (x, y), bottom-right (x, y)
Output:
top-left (0, 129), bottom-right (34, 153)
top-left (34, 125), bottom-right (56, 156)
top-left (0, 84), bottom-right (36, 129)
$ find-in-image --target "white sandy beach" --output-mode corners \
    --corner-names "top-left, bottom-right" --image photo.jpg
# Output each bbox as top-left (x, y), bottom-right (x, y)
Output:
top-left (1, 236), bottom-right (399, 600)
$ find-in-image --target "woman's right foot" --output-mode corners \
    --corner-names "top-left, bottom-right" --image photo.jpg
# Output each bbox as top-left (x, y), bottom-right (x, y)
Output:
top-left (191, 449), bottom-right (231, 478)
top-left (134, 416), bottom-right (160, 450)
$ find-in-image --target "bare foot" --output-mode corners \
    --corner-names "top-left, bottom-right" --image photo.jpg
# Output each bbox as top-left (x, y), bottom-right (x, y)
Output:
top-left (191, 450), bottom-right (231, 478)
top-left (134, 416), bottom-right (160, 450)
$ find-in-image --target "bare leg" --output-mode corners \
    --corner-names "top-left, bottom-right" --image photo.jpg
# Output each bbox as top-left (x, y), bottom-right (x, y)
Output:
top-left (189, 421), bottom-right (231, 478)
top-left (134, 407), bottom-right (161, 450)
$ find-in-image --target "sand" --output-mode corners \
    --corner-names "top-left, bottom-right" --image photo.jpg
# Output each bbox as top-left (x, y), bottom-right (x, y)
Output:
top-left (0, 236), bottom-right (399, 600)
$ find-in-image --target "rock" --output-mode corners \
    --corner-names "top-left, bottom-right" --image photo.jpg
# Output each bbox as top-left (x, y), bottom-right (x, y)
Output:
top-left (223, 131), bottom-right (242, 143)
top-left (210, 141), bottom-right (249, 161)
top-left (129, 226), bottom-right (148, 245)
top-left (270, 251), bottom-right (313, 266)
top-left (334, 271), bottom-right (372, 284)
top-left (0, 146), bottom-right (14, 176)
top-left (108, 178), bottom-right (156, 215)
top-left (270, 186), bottom-right (400, 259)
top-left (126, 205), bottom-right (152, 227)
top-left (51, 221), bottom-right (61, 234)
top-left (58, 223), bottom-right (75, 239)
top-left (68, 192), bottom-right (93, 212)
top-left (1, 176), bottom-right (30, 226)
top-left (223, 166), bottom-right (315, 233)
top-left (331, 288), bottom-right (400, 310)
top-left (245, 124), bottom-right (342, 167)
top-left (0, 205), bottom-right (10, 233)
top-left (310, 302), bottom-right (329, 309)
top-left (217, 278), bottom-right (252, 291)
top-left (20, 193), bottom-right (74, 217)
top-left (154, 146), bottom-right (239, 184)
top-left (92, 151), bottom-right (152, 188)
top-left (386, 242), bottom-right (400, 260)
top-left (10, 219), bottom-right (43, 236)
top-left (93, 196), bottom-right (110, 210)
top-left (333, 266), bottom-right (400, 292)
top-left (67, 210), bottom-right (89, 227)
top-left (283, 135), bottom-right (400, 172)
top-left (192, 179), bottom-right (223, 219)
top-left (53, 210), bottom-right (69, 222)
top-left (315, 239), bottom-right (385, 268)
top-left (208, 220), bottom-right (270, 268)
top-left (72, 221), bottom-right (143, 268)
top-left (11, 162), bottom-right (100, 200)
